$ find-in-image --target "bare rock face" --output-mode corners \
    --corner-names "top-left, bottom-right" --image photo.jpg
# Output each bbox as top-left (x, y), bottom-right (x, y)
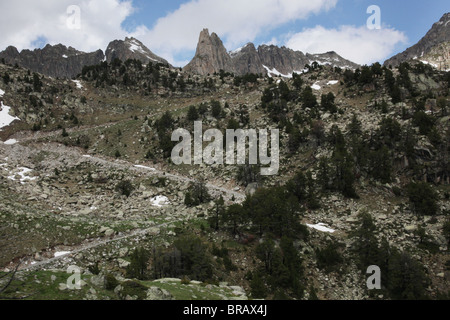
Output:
top-left (105, 37), bottom-right (170, 66)
top-left (384, 12), bottom-right (450, 68)
top-left (258, 45), bottom-right (309, 75)
top-left (0, 44), bottom-right (104, 79)
top-left (184, 29), bottom-right (233, 75)
top-left (184, 29), bottom-right (360, 76)
top-left (418, 42), bottom-right (450, 71)
top-left (230, 43), bottom-right (265, 75)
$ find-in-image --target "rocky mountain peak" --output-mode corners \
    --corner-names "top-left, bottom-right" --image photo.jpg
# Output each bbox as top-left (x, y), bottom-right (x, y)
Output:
top-left (105, 37), bottom-right (170, 66)
top-left (229, 43), bottom-right (256, 57)
top-left (384, 12), bottom-right (450, 68)
top-left (184, 29), bottom-right (360, 77)
top-left (184, 28), bottom-right (233, 75)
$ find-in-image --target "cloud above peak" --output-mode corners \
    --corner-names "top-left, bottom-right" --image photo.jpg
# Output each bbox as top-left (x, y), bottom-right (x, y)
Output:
top-left (0, 0), bottom-right (133, 53)
top-left (0, 0), bottom-right (408, 67)
top-left (285, 25), bottom-right (408, 65)
top-left (141, 0), bottom-right (338, 66)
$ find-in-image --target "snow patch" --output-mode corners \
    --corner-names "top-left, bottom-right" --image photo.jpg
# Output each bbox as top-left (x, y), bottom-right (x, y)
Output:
top-left (128, 39), bottom-right (159, 63)
top-left (307, 223), bottom-right (335, 233)
top-left (420, 60), bottom-right (439, 69)
top-left (4, 139), bottom-right (18, 145)
top-left (311, 82), bottom-right (321, 90)
top-left (263, 65), bottom-right (293, 78)
top-left (134, 165), bottom-right (156, 171)
top-left (0, 102), bottom-right (20, 131)
top-left (327, 80), bottom-right (339, 86)
top-left (0, 88), bottom-right (5, 97)
top-left (129, 39), bottom-right (146, 55)
top-left (230, 46), bottom-right (243, 55)
top-left (62, 54), bottom-right (68, 59)
top-left (72, 80), bottom-right (83, 90)
top-left (7, 167), bottom-right (37, 184)
top-left (150, 195), bottom-right (170, 207)
top-left (54, 251), bottom-right (71, 258)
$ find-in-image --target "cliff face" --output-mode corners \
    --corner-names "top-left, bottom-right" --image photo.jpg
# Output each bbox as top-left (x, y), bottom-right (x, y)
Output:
top-left (258, 45), bottom-right (309, 75)
top-left (184, 29), bottom-right (360, 76)
top-left (105, 37), bottom-right (170, 66)
top-left (230, 43), bottom-right (264, 75)
top-left (0, 44), bottom-right (104, 79)
top-left (384, 12), bottom-right (450, 68)
top-left (184, 29), bottom-right (234, 75)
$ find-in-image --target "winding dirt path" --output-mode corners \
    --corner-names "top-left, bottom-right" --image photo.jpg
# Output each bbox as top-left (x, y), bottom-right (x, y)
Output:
top-left (2, 128), bottom-right (246, 272)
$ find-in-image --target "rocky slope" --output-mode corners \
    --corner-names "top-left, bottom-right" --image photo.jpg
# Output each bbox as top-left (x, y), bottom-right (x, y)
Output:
top-left (0, 43), bottom-right (449, 301)
top-left (184, 29), bottom-right (359, 76)
top-left (384, 12), bottom-right (450, 68)
top-left (105, 37), bottom-right (170, 66)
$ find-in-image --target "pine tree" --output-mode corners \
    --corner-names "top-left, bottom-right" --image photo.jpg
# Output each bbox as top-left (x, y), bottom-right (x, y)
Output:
top-left (126, 247), bottom-right (150, 280)
top-left (352, 211), bottom-right (379, 271)
top-left (208, 196), bottom-right (225, 231)
top-left (387, 251), bottom-right (428, 300)
top-left (187, 105), bottom-right (199, 121)
top-left (250, 272), bottom-right (267, 299)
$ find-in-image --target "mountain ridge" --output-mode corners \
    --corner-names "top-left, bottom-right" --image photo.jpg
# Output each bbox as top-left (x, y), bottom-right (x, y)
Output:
top-left (0, 37), bottom-right (169, 79)
top-left (184, 29), bottom-right (360, 76)
top-left (384, 12), bottom-right (450, 69)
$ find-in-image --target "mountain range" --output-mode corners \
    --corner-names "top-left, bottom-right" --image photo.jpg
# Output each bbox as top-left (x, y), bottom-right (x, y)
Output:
top-left (0, 37), bottom-right (170, 79)
top-left (184, 29), bottom-right (359, 76)
top-left (0, 12), bottom-right (449, 79)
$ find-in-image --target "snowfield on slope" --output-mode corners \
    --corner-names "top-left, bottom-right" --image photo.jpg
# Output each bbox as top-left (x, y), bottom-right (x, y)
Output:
top-left (307, 223), bottom-right (336, 233)
top-left (0, 102), bottom-right (20, 131)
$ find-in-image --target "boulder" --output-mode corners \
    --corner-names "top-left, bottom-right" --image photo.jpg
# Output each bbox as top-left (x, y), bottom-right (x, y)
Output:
top-left (146, 287), bottom-right (173, 300)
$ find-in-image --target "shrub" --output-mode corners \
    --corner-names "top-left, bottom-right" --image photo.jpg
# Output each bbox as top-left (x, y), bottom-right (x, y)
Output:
top-left (316, 242), bottom-right (344, 272)
top-left (115, 180), bottom-right (134, 198)
top-left (88, 262), bottom-right (100, 275)
top-left (104, 273), bottom-right (119, 291)
top-left (406, 182), bottom-right (439, 216)
top-left (211, 100), bottom-right (222, 119)
top-left (184, 179), bottom-right (211, 207)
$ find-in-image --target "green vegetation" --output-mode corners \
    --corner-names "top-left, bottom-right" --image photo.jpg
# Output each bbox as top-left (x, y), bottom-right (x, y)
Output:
top-left (406, 182), bottom-right (439, 216)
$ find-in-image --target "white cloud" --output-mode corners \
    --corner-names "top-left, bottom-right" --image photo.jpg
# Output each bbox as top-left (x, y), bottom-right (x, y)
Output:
top-left (0, 0), bottom-right (133, 53)
top-left (141, 0), bottom-right (338, 66)
top-left (285, 25), bottom-right (408, 65)
top-left (0, 0), bottom-right (407, 67)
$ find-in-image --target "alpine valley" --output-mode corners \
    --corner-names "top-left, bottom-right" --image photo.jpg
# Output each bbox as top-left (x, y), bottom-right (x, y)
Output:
top-left (0, 12), bottom-right (449, 301)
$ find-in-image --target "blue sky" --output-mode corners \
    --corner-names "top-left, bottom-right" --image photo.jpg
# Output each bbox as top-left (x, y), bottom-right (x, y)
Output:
top-left (122, 0), bottom-right (448, 66)
top-left (0, 0), bottom-right (448, 67)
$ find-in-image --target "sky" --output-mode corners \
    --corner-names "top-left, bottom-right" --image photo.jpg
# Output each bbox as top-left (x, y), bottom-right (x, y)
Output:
top-left (0, 0), bottom-right (448, 67)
